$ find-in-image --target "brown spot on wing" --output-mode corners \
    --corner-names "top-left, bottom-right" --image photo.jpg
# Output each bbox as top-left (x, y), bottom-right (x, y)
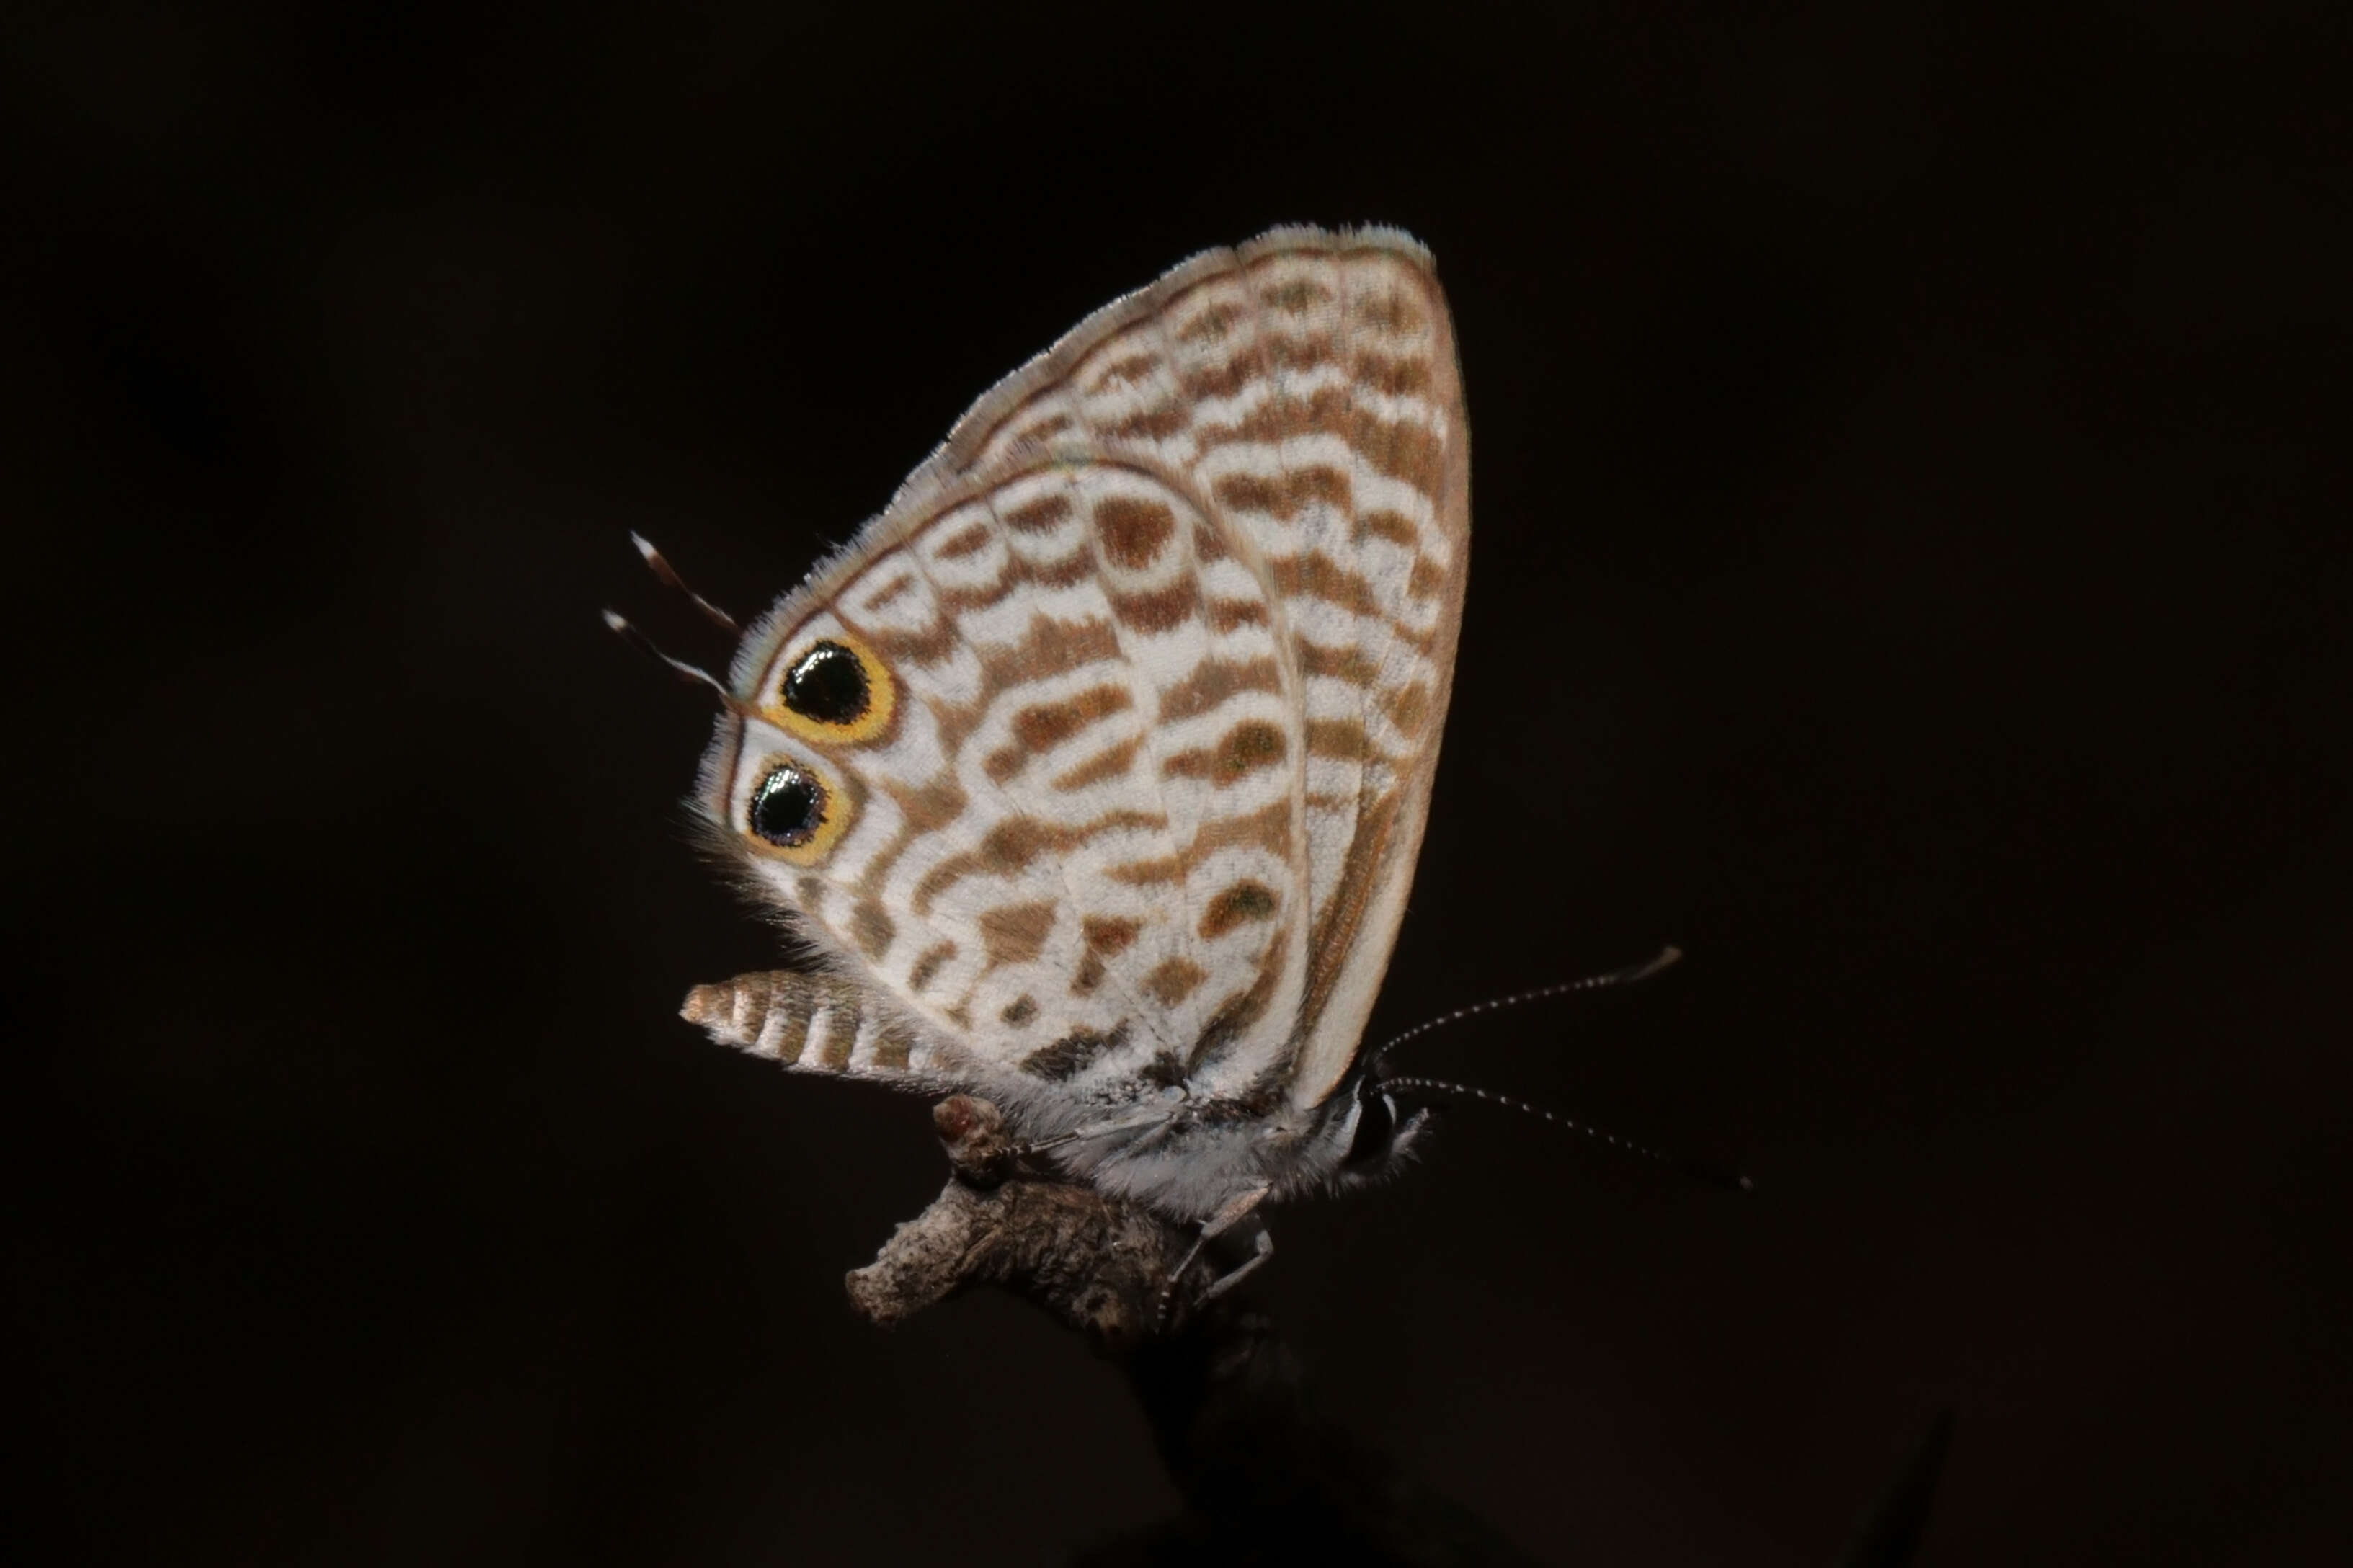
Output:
top-left (1095, 496), bottom-right (1177, 569)
top-left (1111, 580), bottom-right (1200, 634)
top-left (1261, 277), bottom-right (1335, 313)
top-left (850, 900), bottom-right (896, 961)
top-left (1175, 301), bottom-right (1246, 343)
top-left (938, 574), bottom-right (1018, 615)
top-left (1188, 798), bottom-right (1293, 861)
top-left (1144, 958), bottom-right (1208, 1007)
top-left (1208, 597), bottom-right (1268, 632)
top-left (1382, 680), bottom-right (1433, 737)
top-left (908, 941), bottom-right (956, 995)
top-left (1160, 656), bottom-right (1281, 722)
top-left (935, 521), bottom-right (994, 559)
top-left (863, 574), bottom-right (917, 612)
top-left (1108, 402), bottom-right (1189, 441)
top-left (1301, 640), bottom-right (1380, 686)
top-left (858, 608), bottom-right (961, 667)
top-left (1082, 916), bottom-right (1140, 954)
top-left (1022, 1021), bottom-right (1130, 1081)
top-left (1087, 351), bottom-right (1162, 391)
top-left (988, 684), bottom-right (1133, 781)
top-left (1037, 548), bottom-right (1100, 589)
top-left (914, 808), bottom-right (1167, 912)
top-left (986, 615), bottom-right (1121, 689)
top-left (1213, 466), bottom-right (1351, 521)
top-left (1106, 854), bottom-right (1183, 886)
top-left (1348, 406), bottom-right (1445, 494)
top-left (1010, 414), bottom-right (1075, 445)
top-left (1182, 352), bottom-right (1261, 401)
top-left (1357, 290), bottom-right (1425, 331)
top-left (1407, 556), bottom-right (1447, 600)
top-left (1000, 994), bottom-right (1038, 1027)
top-left (1162, 720), bottom-right (1286, 785)
top-left (1353, 351), bottom-right (1431, 396)
top-left (1353, 510), bottom-right (1420, 549)
top-left (1002, 492), bottom-right (1073, 534)
top-left (979, 901), bottom-right (1056, 968)
top-left (1201, 881), bottom-right (1280, 938)
top-left (1051, 736), bottom-right (1141, 790)
top-left (1272, 553), bottom-right (1383, 618)
top-left (1306, 719), bottom-right (1381, 762)
top-left (1268, 334), bottom-right (1336, 373)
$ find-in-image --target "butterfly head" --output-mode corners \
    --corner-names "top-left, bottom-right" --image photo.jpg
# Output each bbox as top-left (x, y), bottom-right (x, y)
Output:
top-left (1326, 1061), bottom-right (1432, 1189)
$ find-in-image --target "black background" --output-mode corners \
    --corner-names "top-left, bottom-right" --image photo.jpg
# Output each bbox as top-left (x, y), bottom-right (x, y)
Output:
top-left (9, 3), bottom-right (2349, 1563)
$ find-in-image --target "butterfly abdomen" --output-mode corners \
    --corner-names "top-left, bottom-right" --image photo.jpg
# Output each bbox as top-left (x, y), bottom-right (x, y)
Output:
top-left (684, 969), bottom-right (940, 1082)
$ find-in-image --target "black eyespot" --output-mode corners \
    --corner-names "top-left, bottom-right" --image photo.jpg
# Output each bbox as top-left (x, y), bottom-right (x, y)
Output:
top-left (783, 641), bottom-right (871, 726)
top-left (750, 764), bottom-right (827, 847)
top-left (1344, 1076), bottom-right (1396, 1166)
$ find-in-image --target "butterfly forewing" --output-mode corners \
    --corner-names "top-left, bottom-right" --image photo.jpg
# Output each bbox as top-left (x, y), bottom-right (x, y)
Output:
top-left (699, 227), bottom-right (1467, 1185)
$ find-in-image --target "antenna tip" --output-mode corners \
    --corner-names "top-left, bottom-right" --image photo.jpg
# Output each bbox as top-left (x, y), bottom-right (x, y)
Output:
top-left (1622, 944), bottom-right (1683, 984)
top-left (629, 531), bottom-right (659, 562)
top-left (601, 608), bottom-right (629, 633)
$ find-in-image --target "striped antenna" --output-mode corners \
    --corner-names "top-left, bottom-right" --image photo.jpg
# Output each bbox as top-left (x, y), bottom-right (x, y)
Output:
top-left (631, 533), bottom-right (741, 635)
top-left (602, 610), bottom-right (761, 720)
top-left (1379, 1074), bottom-right (1754, 1193)
top-left (1370, 944), bottom-right (1682, 1063)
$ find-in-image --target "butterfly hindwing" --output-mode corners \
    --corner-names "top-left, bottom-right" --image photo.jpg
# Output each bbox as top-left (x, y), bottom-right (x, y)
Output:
top-left (707, 457), bottom-right (1310, 1115)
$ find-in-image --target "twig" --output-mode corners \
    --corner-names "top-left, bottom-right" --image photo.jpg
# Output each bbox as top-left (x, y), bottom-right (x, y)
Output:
top-left (845, 1095), bottom-right (1538, 1566)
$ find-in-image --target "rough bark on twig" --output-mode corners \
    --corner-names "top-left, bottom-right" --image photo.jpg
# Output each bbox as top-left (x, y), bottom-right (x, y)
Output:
top-left (844, 1094), bottom-right (1206, 1347)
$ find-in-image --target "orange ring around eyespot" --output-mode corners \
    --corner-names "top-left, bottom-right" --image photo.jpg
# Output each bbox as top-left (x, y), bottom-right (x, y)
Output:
top-left (738, 753), bottom-right (854, 866)
top-left (759, 629), bottom-right (897, 748)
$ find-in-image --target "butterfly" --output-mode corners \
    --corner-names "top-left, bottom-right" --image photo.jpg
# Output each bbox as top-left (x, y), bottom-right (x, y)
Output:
top-left (667, 226), bottom-right (1468, 1292)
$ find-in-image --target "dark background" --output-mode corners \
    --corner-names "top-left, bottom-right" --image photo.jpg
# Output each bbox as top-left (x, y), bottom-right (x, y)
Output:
top-left (8, 2), bottom-right (2348, 1562)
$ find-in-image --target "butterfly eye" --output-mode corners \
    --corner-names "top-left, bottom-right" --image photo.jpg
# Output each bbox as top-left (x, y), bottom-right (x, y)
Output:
top-left (1343, 1078), bottom-right (1397, 1166)
top-left (784, 641), bottom-right (869, 724)
top-left (765, 633), bottom-right (895, 744)
top-left (750, 764), bottom-right (828, 849)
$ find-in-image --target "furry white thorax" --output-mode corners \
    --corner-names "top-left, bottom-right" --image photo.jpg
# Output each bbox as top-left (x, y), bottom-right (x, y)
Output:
top-left (909, 1042), bottom-right (1423, 1219)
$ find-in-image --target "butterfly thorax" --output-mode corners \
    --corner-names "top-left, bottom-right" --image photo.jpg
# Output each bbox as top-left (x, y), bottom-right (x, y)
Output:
top-left (1010, 1064), bottom-right (1372, 1219)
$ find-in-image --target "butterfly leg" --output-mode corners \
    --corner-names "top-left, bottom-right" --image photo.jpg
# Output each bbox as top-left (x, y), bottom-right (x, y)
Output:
top-left (1012, 1102), bottom-right (1173, 1162)
top-left (1155, 1182), bottom-right (1273, 1331)
top-left (1198, 1219), bottom-right (1273, 1304)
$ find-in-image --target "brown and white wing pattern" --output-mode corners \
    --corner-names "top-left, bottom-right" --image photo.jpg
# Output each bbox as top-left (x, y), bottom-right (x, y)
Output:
top-left (696, 226), bottom-right (1467, 1128)
top-left (703, 458), bottom-right (1307, 1111)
